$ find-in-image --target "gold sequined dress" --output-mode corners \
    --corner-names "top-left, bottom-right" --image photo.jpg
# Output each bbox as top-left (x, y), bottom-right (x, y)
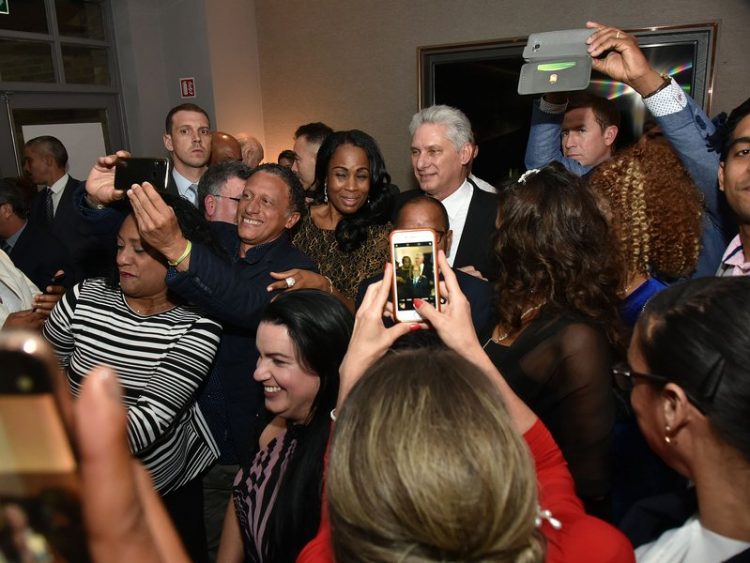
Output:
top-left (292, 215), bottom-right (391, 301)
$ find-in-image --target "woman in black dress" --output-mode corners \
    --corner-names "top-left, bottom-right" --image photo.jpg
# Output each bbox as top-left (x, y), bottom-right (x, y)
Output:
top-left (482, 164), bottom-right (623, 517)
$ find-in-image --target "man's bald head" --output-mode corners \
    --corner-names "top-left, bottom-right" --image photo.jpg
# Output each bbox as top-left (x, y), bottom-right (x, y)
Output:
top-left (210, 132), bottom-right (242, 165)
top-left (235, 133), bottom-right (265, 168)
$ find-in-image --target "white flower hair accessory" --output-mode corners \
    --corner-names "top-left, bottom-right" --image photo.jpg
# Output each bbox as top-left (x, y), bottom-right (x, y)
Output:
top-left (535, 507), bottom-right (562, 530)
top-left (518, 169), bottom-right (540, 185)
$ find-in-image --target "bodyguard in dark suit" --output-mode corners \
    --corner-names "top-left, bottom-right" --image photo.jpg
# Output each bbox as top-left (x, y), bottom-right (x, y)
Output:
top-left (0, 177), bottom-right (71, 290)
top-left (0, 176), bottom-right (72, 290)
top-left (402, 104), bottom-right (498, 280)
top-left (162, 103), bottom-right (213, 206)
top-left (23, 136), bottom-right (108, 283)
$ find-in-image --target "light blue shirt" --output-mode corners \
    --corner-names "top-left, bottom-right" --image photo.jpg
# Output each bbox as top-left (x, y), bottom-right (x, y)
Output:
top-left (172, 169), bottom-right (199, 207)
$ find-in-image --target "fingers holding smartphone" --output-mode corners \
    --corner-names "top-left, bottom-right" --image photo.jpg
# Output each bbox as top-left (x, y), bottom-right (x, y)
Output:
top-left (86, 150), bottom-right (132, 206)
top-left (33, 271), bottom-right (66, 317)
top-left (389, 228), bottom-right (440, 323)
top-left (412, 250), bottom-right (482, 357)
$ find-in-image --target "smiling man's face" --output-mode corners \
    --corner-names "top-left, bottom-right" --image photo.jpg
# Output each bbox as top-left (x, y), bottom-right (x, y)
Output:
top-left (719, 114), bottom-right (750, 224)
top-left (410, 123), bottom-right (471, 201)
top-left (236, 171), bottom-right (300, 254)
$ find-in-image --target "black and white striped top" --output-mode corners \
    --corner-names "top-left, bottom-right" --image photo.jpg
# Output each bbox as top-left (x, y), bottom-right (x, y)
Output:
top-left (43, 278), bottom-right (222, 493)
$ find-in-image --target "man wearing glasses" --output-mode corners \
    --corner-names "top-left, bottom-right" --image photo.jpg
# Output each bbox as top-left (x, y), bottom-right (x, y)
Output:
top-left (197, 160), bottom-right (250, 224)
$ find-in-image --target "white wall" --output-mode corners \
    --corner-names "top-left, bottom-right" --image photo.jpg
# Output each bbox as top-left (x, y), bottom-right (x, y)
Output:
top-left (112, 0), bottom-right (217, 157)
top-left (204, 0), bottom-right (265, 144)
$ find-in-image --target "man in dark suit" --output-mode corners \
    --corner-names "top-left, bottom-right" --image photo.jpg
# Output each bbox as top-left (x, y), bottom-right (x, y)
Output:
top-left (162, 103), bottom-right (212, 205)
top-left (0, 177), bottom-right (71, 290)
top-left (399, 104), bottom-right (497, 280)
top-left (357, 195), bottom-right (492, 335)
top-left (410, 251), bottom-right (434, 298)
top-left (24, 136), bottom-right (105, 282)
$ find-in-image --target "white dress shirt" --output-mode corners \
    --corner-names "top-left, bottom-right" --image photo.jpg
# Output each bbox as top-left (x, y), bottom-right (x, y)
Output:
top-left (47, 173), bottom-right (69, 217)
top-left (440, 179), bottom-right (473, 267)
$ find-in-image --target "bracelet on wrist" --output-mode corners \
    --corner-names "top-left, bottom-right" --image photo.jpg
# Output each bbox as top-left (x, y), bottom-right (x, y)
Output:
top-left (643, 73), bottom-right (672, 99)
top-left (85, 194), bottom-right (106, 210)
top-left (168, 240), bottom-right (192, 267)
top-left (323, 275), bottom-right (334, 294)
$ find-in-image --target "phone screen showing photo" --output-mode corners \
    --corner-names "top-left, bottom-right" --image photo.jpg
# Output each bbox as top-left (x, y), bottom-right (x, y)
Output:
top-left (393, 240), bottom-right (436, 311)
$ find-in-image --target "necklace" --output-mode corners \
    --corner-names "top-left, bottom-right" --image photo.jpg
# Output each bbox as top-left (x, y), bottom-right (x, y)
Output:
top-left (125, 295), bottom-right (175, 316)
top-left (485, 302), bottom-right (545, 346)
top-left (620, 272), bottom-right (649, 298)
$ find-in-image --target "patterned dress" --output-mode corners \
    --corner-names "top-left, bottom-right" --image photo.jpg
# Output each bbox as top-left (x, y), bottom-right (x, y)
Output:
top-left (232, 429), bottom-right (298, 562)
top-left (292, 214), bottom-right (390, 301)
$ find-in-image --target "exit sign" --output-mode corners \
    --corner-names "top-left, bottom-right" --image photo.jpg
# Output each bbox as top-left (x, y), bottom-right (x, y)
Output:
top-left (180, 77), bottom-right (196, 98)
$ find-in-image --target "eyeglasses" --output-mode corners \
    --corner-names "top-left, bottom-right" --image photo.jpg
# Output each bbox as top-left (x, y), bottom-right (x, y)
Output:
top-left (213, 194), bottom-right (241, 204)
top-left (434, 230), bottom-right (447, 244)
top-left (611, 362), bottom-right (669, 391)
top-left (611, 361), bottom-right (724, 415)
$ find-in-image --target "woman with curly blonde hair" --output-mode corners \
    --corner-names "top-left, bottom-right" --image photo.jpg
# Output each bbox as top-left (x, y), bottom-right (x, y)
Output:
top-left (590, 141), bottom-right (704, 521)
top-left (589, 141), bottom-right (703, 327)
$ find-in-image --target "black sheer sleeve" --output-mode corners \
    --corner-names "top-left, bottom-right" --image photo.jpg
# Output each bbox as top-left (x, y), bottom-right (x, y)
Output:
top-left (484, 313), bottom-right (615, 518)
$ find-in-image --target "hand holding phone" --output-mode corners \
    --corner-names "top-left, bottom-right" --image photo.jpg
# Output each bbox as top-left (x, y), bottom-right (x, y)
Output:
top-left (390, 229), bottom-right (440, 323)
top-left (32, 271), bottom-right (66, 316)
top-left (86, 150), bottom-right (132, 206)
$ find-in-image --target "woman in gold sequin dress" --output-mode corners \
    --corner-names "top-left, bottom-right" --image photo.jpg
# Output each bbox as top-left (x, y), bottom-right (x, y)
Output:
top-left (268, 130), bottom-right (394, 309)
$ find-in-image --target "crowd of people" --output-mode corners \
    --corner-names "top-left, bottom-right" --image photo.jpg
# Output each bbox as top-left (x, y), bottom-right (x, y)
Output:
top-left (1, 19), bottom-right (749, 563)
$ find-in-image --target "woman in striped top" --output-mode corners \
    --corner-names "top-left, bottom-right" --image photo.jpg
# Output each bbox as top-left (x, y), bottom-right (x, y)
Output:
top-left (43, 195), bottom-right (222, 563)
top-left (217, 289), bottom-right (353, 563)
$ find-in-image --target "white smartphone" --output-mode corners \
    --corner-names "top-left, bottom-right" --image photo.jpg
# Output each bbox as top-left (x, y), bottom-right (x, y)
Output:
top-left (0, 332), bottom-right (90, 562)
top-left (389, 228), bottom-right (440, 323)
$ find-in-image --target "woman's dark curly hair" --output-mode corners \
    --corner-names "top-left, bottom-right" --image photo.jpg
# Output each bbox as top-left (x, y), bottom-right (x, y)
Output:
top-left (493, 163), bottom-right (623, 346)
top-left (589, 141), bottom-right (703, 279)
top-left (105, 192), bottom-right (227, 290)
top-left (312, 130), bottom-right (393, 253)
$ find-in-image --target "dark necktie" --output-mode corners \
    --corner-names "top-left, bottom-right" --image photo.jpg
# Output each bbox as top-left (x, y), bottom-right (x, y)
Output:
top-left (0, 240), bottom-right (10, 254)
top-left (44, 187), bottom-right (54, 223)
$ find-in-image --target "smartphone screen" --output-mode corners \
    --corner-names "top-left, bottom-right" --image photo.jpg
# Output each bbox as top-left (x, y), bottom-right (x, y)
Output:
top-left (0, 346), bottom-right (90, 562)
top-left (391, 229), bottom-right (439, 322)
top-left (114, 157), bottom-right (170, 191)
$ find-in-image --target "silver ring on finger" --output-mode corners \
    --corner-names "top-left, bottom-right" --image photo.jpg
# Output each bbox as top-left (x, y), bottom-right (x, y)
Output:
top-left (285, 276), bottom-right (296, 288)
top-left (616, 31), bottom-right (621, 39)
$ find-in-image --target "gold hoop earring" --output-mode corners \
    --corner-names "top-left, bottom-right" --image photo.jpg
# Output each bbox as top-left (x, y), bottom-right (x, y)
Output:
top-left (665, 425), bottom-right (672, 444)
